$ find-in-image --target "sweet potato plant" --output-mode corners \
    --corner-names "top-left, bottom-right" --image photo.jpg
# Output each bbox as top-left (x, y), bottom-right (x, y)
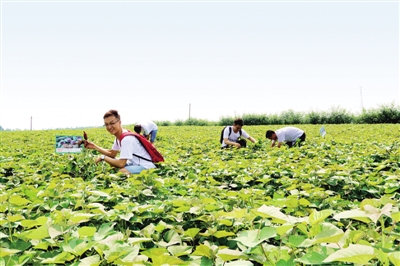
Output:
top-left (0, 124), bottom-right (399, 265)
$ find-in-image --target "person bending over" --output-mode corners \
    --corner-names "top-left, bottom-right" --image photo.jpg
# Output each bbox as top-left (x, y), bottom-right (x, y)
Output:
top-left (266, 126), bottom-right (306, 148)
top-left (134, 120), bottom-right (158, 143)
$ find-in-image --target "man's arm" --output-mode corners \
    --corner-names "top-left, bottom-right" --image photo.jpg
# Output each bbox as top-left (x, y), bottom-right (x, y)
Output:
top-left (84, 141), bottom-right (118, 158)
top-left (248, 136), bottom-right (257, 143)
top-left (224, 138), bottom-right (240, 148)
top-left (96, 156), bottom-right (127, 168)
top-left (271, 140), bottom-right (282, 148)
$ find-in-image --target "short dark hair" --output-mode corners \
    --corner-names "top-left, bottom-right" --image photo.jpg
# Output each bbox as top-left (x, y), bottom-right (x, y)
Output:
top-left (266, 130), bottom-right (275, 138)
top-left (104, 109), bottom-right (120, 120)
top-left (233, 118), bottom-right (244, 126)
top-left (134, 124), bottom-right (142, 134)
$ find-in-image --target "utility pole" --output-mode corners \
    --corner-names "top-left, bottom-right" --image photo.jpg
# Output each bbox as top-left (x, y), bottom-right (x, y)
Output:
top-left (360, 87), bottom-right (364, 112)
top-left (30, 116), bottom-right (32, 130)
top-left (189, 103), bottom-right (191, 120)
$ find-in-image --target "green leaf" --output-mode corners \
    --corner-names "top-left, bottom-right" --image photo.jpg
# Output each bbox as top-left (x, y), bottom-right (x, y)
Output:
top-left (288, 235), bottom-right (306, 247)
top-left (9, 196), bottom-right (31, 206)
top-left (389, 252), bottom-right (400, 266)
top-left (192, 244), bottom-right (213, 258)
top-left (376, 249), bottom-right (389, 265)
top-left (175, 205), bottom-right (190, 212)
top-left (114, 245), bottom-right (141, 264)
top-left (200, 256), bottom-right (213, 266)
top-left (94, 222), bottom-right (116, 241)
top-left (19, 223), bottom-right (50, 240)
top-left (217, 219), bottom-right (233, 226)
top-left (296, 251), bottom-right (328, 265)
top-left (33, 241), bottom-right (49, 250)
top-left (7, 214), bottom-right (25, 222)
top-left (323, 244), bottom-right (374, 264)
top-left (313, 223), bottom-right (344, 244)
top-left (49, 225), bottom-right (64, 239)
top-left (224, 261), bottom-right (253, 266)
top-left (78, 226), bottom-right (97, 237)
top-left (103, 243), bottom-right (135, 263)
top-left (213, 230), bottom-right (235, 238)
top-left (79, 255), bottom-right (101, 266)
top-left (69, 213), bottom-right (95, 224)
top-left (223, 208), bottom-right (247, 219)
top-left (299, 198), bottom-right (310, 206)
top-left (217, 249), bottom-right (244, 262)
top-left (7, 239), bottom-right (32, 251)
top-left (62, 238), bottom-right (95, 256)
top-left (204, 204), bottom-right (219, 211)
top-left (127, 237), bottom-right (153, 245)
top-left (201, 198), bottom-right (217, 204)
top-left (0, 247), bottom-right (22, 257)
top-left (141, 247), bottom-right (169, 258)
top-left (158, 230), bottom-right (181, 247)
top-left (234, 227), bottom-right (277, 248)
top-left (333, 209), bottom-right (370, 224)
top-left (20, 216), bottom-right (48, 228)
top-left (364, 203), bottom-right (392, 224)
top-left (151, 255), bottom-right (185, 265)
top-left (142, 189), bottom-right (155, 197)
top-left (309, 209), bottom-right (334, 225)
top-left (275, 225), bottom-right (294, 236)
top-left (20, 220), bottom-right (39, 229)
top-left (256, 205), bottom-right (289, 224)
top-left (167, 246), bottom-right (193, 257)
top-left (391, 211), bottom-right (400, 222)
top-left (41, 251), bottom-right (75, 264)
top-left (184, 228), bottom-right (201, 239)
top-left (86, 190), bottom-right (110, 198)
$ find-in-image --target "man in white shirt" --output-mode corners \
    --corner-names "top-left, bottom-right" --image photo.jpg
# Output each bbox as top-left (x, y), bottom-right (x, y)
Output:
top-left (266, 126), bottom-right (306, 148)
top-left (134, 120), bottom-right (158, 143)
top-left (84, 110), bottom-right (156, 174)
top-left (221, 118), bottom-right (257, 148)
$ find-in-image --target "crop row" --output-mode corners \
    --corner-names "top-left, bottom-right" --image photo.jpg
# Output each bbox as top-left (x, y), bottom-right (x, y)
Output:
top-left (0, 124), bottom-right (399, 265)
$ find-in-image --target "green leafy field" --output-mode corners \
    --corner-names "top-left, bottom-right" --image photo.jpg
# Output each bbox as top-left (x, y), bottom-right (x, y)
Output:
top-left (1, 124), bottom-right (399, 265)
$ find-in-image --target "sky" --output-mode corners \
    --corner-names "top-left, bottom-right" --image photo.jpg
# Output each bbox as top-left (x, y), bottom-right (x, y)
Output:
top-left (0, 0), bottom-right (399, 130)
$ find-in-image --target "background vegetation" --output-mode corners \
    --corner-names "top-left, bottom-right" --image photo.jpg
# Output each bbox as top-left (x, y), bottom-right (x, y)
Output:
top-left (1, 104), bottom-right (399, 131)
top-left (162, 104), bottom-right (400, 126)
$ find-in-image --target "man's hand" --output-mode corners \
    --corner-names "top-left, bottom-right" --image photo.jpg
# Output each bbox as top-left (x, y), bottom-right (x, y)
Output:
top-left (95, 156), bottom-right (103, 164)
top-left (84, 140), bottom-right (97, 149)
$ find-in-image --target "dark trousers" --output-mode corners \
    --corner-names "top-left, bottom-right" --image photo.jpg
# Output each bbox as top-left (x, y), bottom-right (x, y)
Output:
top-left (286, 133), bottom-right (306, 148)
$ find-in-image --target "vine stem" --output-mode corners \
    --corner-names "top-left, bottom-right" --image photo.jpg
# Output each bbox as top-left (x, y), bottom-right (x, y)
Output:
top-left (380, 216), bottom-right (385, 248)
top-left (260, 243), bottom-right (273, 265)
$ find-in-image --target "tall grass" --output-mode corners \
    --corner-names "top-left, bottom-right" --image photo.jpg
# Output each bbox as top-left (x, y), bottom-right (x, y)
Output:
top-left (355, 103), bottom-right (400, 124)
top-left (174, 104), bottom-right (399, 126)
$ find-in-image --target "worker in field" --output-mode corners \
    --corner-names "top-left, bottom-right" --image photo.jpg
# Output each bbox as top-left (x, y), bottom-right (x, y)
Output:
top-left (266, 126), bottom-right (306, 148)
top-left (134, 120), bottom-right (158, 144)
top-left (83, 109), bottom-right (157, 175)
top-left (221, 118), bottom-right (257, 149)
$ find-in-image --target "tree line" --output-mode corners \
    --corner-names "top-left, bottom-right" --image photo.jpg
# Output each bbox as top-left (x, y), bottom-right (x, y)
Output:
top-left (1, 104), bottom-right (399, 131)
top-left (156, 104), bottom-right (400, 126)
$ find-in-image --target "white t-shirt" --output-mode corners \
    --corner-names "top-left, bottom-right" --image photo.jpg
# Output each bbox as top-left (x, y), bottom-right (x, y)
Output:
top-left (221, 126), bottom-right (250, 148)
top-left (140, 121), bottom-right (158, 135)
top-left (275, 127), bottom-right (304, 143)
top-left (112, 130), bottom-right (156, 169)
